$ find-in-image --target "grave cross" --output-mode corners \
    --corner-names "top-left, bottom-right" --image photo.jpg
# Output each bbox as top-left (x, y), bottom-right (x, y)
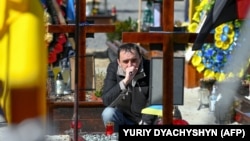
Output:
top-left (48, 0), bottom-right (115, 101)
top-left (122, 0), bottom-right (214, 124)
top-left (48, 0), bottom-right (115, 140)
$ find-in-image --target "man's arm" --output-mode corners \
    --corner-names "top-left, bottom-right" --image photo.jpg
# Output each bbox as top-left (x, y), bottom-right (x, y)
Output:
top-left (102, 62), bottom-right (125, 106)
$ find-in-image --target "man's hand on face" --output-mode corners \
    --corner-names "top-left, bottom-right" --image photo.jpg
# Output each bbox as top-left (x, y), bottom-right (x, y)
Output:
top-left (123, 66), bottom-right (138, 86)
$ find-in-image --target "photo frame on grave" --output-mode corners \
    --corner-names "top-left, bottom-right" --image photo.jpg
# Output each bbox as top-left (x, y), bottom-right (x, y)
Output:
top-left (149, 56), bottom-right (185, 105)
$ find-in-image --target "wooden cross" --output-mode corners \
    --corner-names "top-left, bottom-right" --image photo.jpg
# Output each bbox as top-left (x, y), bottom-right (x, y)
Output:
top-left (48, 1), bottom-right (114, 139)
top-left (48, 0), bottom-right (115, 101)
top-left (122, 0), bottom-right (214, 125)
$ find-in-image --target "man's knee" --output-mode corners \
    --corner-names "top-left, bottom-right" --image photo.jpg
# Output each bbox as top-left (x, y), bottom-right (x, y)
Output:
top-left (102, 107), bottom-right (116, 120)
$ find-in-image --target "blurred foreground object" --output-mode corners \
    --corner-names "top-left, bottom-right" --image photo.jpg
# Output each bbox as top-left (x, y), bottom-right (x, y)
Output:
top-left (0, 0), bottom-right (47, 125)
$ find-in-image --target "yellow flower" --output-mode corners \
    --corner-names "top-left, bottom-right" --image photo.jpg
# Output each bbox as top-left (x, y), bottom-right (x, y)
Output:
top-left (214, 32), bottom-right (221, 41)
top-left (228, 23), bottom-right (234, 29)
top-left (216, 72), bottom-right (226, 82)
top-left (238, 69), bottom-right (244, 78)
top-left (196, 0), bottom-right (208, 11)
top-left (192, 12), bottom-right (201, 23)
top-left (191, 55), bottom-right (202, 66)
top-left (187, 0), bottom-right (246, 82)
top-left (197, 63), bottom-right (205, 73)
top-left (221, 42), bottom-right (229, 50)
top-left (215, 40), bottom-right (223, 48)
top-left (228, 31), bottom-right (235, 38)
top-left (204, 69), bottom-right (215, 78)
top-left (188, 22), bottom-right (198, 32)
top-left (195, 5), bottom-right (203, 12)
top-left (215, 25), bottom-right (223, 34)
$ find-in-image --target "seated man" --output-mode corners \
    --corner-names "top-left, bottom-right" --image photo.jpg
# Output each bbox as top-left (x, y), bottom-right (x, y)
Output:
top-left (101, 43), bottom-right (156, 132)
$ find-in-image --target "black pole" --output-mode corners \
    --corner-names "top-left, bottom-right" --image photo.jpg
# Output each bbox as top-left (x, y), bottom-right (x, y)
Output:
top-left (74, 0), bottom-right (80, 140)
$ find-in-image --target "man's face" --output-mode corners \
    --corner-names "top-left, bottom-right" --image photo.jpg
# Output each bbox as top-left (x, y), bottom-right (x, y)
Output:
top-left (117, 49), bottom-right (141, 73)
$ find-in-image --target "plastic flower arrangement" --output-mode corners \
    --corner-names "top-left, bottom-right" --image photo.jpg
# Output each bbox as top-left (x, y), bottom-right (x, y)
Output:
top-left (187, 0), bottom-right (247, 82)
top-left (43, 1), bottom-right (67, 64)
top-left (188, 0), bottom-right (215, 32)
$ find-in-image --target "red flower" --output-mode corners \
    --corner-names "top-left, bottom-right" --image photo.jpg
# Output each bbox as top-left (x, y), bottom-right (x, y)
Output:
top-left (48, 50), bottom-right (57, 64)
top-left (173, 119), bottom-right (189, 125)
top-left (48, 33), bottom-right (67, 64)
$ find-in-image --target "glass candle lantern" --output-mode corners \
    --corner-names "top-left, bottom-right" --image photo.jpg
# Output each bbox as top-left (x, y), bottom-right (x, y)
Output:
top-left (199, 86), bottom-right (210, 105)
top-left (198, 79), bottom-right (210, 110)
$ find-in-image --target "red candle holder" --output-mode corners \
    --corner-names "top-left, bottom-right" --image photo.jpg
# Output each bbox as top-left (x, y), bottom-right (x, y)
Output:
top-left (105, 121), bottom-right (114, 136)
top-left (70, 120), bottom-right (83, 130)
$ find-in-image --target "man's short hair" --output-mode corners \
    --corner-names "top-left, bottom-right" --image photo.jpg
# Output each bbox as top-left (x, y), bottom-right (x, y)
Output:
top-left (117, 43), bottom-right (142, 59)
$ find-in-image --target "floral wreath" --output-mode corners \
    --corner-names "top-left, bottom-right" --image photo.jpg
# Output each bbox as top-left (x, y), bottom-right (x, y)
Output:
top-left (187, 0), bottom-right (249, 82)
top-left (43, 1), bottom-right (67, 64)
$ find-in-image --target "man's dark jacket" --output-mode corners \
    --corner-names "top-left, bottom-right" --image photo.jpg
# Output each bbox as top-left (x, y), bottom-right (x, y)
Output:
top-left (102, 58), bottom-right (153, 124)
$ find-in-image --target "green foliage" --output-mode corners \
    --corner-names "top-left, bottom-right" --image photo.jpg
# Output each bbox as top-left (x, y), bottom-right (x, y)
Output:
top-left (246, 74), bottom-right (250, 81)
top-left (203, 0), bottom-right (215, 13)
top-left (94, 71), bottom-right (105, 97)
top-left (106, 17), bottom-right (138, 42)
top-left (94, 89), bottom-right (102, 97)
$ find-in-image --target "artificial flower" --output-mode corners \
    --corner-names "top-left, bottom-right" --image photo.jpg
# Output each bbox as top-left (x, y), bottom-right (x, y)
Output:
top-left (196, 63), bottom-right (205, 73)
top-left (43, 1), bottom-right (67, 64)
top-left (204, 69), bottom-right (215, 78)
top-left (188, 22), bottom-right (198, 33)
top-left (191, 55), bottom-right (202, 67)
top-left (192, 12), bottom-right (201, 23)
top-left (187, 0), bottom-right (247, 81)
